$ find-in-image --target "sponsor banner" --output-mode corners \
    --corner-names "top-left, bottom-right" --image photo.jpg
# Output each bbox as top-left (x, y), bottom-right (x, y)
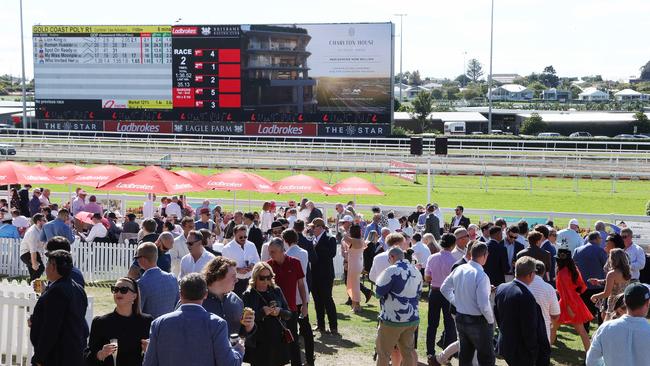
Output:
top-left (245, 123), bottom-right (318, 137)
top-left (104, 121), bottom-right (173, 134)
top-left (318, 124), bottom-right (390, 137)
top-left (172, 121), bottom-right (245, 135)
top-left (37, 120), bottom-right (103, 131)
top-left (388, 160), bottom-right (416, 182)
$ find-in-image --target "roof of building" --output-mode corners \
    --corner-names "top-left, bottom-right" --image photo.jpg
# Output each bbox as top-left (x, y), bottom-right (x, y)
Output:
top-left (490, 84), bottom-right (529, 93)
top-left (0, 101), bottom-right (35, 108)
top-left (516, 112), bottom-right (649, 124)
top-left (578, 87), bottom-right (608, 96)
top-left (394, 111), bottom-right (487, 122)
top-left (614, 88), bottom-right (642, 96)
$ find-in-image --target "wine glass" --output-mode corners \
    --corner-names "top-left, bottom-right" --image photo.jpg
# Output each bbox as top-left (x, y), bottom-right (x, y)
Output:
top-left (109, 338), bottom-right (118, 366)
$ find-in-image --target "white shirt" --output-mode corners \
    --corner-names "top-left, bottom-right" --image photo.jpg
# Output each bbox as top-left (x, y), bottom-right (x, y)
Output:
top-left (369, 251), bottom-right (391, 283)
top-left (222, 240), bottom-right (261, 279)
top-left (586, 315), bottom-right (650, 366)
top-left (179, 249), bottom-right (215, 278)
top-left (142, 200), bottom-right (154, 219)
top-left (297, 209), bottom-right (311, 222)
top-left (287, 245), bottom-right (309, 305)
top-left (84, 222), bottom-right (107, 243)
top-left (557, 228), bottom-right (583, 253)
top-left (528, 274), bottom-right (561, 342)
top-left (452, 216), bottom-right (462, 227)
top-left (39, 195), bottom-right (50, 207)
top-left (387, 218), bottom-right (401, 232)
top-left (287, 215), bottom-right (297, 229)
top-left (170, 234), bottom-right (190, 277)
top-left (19, 225), bottom-right (44, 256)
top-left (260, 211), bottom-right (274, 233)
top-left (451, 246), bottom-right (466, 262)
top-left (625, 243), bottom-right (646, 280)
top-left (165, 202), bottom-right (182, 219)
top-left (411, 241), bottom-right (431, 267)
top-left (434, 209), bottom-right (444, 229)
top-left (441, 260), bottom-right (494, 324)
top-left (12, 216), bottom-right (30, 229)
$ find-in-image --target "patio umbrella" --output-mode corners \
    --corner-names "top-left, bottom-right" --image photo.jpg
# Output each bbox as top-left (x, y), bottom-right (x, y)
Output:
top-left (66, 165), bottom-right (129, 187)
top-left (175, 170), bottom-right (208, 186)
top-left (333, 177), bottom-right (384, 196)
top-left (48, 164), bottom-right (87, 181)
top-left (32, 164), bottom-right (50, 172)
top-left (96, 165), bottom-right (203, 194)
top-left (0, 161), bottom-right (56, 185)
top-left (74, 211), bottom-right (95, 225)
top-left (273, 174), bottom-right (337, 195)
top-left (203, 170), bottom-right (276, 210)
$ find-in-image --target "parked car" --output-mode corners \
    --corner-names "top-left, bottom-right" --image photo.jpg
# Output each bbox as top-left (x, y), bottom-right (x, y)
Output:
top-left (614, 134), bottom-right (636, 139)
top-left (471, 131), bottom-right (484, 135)
top-left (569, 132), bottom-right (592, 138)
top-left (0, 123), bottom-right (15, 133)
top-left (0, 144), bottom-right (16, 155)
top-left (633, 134), bottom-right (650, 139)
top-left (490, 129), bottom-right (504, 135)
top-left (538, 132), bottom-right (561, 138)
top-left (594, 136), bottom-right (610, 139)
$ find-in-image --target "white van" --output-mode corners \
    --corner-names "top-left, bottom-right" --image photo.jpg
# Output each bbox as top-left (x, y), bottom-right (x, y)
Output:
top-left (444, 121), bottom-right (466, 135)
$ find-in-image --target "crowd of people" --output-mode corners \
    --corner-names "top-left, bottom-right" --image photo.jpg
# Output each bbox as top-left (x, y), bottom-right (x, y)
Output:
top-left (10, 187), bottom-right (650, 366)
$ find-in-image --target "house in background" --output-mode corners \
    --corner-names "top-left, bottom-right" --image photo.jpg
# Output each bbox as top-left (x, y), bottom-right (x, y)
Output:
top-left (486, 84), bottom-right (533, 101)
top-left (542, 88), bottom-right (572, 102)
top-left (614, 88), bottom-right (649, 101)
top-left (492, 74), bottom-right (522, 84)
top-left (578, 87), bottom-right (609, 102)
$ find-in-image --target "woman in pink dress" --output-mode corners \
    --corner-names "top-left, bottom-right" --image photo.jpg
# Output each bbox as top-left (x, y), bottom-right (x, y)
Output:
top-left (345, 224), bottom-right (365, 313)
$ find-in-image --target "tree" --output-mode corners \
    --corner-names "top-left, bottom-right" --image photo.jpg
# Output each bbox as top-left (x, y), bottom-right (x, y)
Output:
top-left (430, 89), bottom-right (443, 100)
top-left (410, 91), bottom-right (434, 133)
top-left (640, 60), bottom-right (650, 80)
top-left (632, 111), bottom-right (650, 133)
top-left (444, 86), bottom-right (460, 100)
top-left (539, 65), bottom-right (560, 88)
top-left (461, 88), bottom-right (480, 100)
top-left (466, 59), bottom-right (484, 83)
top-left (455, 74), bottom-right (471, 87)
top-left (527, 81), bottom-right (546, 98)
top-left (408, 70), bottom-right (423, 86)
top-left (393, 98), bottom-right (401, 112)
top-left (520, 113), bottom-right (548, 135)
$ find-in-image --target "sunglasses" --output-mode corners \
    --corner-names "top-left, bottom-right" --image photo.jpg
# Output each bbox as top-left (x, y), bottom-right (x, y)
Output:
top-left (272, 229), bottom-right (283, 234)
top-left (111, 286), bottom-right (135, 294)
top-left (186, 239), bottom-right (202, 247)
top-left (258, 275), bottom-right (273, 281)
top-left (621, 235), bottom-right (629, 239)
top-left (508, 235), bottom-right (518, 240)
top-left (237, 235), bottom-right (247, 240)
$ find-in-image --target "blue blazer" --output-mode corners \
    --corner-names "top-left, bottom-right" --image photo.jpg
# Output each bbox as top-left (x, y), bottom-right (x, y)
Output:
top-left (143, 303), bottom-right (243, 366)
top-left (494, 280), bottom-right (550, 366)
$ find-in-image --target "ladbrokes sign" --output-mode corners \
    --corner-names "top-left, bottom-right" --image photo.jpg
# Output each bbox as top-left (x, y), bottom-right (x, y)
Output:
top-left (104, 121), bottom-right (173, 134)
top-left (245, 123), bottom-right (318, 136)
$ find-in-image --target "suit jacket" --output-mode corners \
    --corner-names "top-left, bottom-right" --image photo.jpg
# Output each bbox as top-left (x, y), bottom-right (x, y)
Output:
top-left (247, 225), bottom-right (265, 255)
top-left (312, 233), bottom-right (337, 281)
top-left (424, 213), bottom-right (441, 240)
top-left (18, 188), bottom-right (30, 217)
top-left (30, 276), bottom-right (89, 366)
top-left (297, 234), bottom-right (317, 289)
top-left (484, 239), bottom-right (509, 286)
top-left (516, 246), bottom-right (551, 280)
top-left (505, 241), bottom-right (525, 274)
top-left (458, 215), bottom-right (471, 229)
top-left (307, 208), bottom-right (323, 223)
top-left (494, 280), bottom-right (550, 366)
top-left (143, 304), bottom-right (243, 366)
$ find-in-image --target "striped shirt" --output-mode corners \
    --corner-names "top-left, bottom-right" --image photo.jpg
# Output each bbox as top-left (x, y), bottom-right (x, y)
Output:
top-left (528, 274), bottom-right (560, 342)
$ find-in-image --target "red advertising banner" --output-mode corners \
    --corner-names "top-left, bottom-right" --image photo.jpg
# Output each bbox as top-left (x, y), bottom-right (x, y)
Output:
top-left (388, 160), bottom-right (417, 182)
top-left (245, 123), bottom-right (318, 137)
top-left (104, 121), bottom-right (173, 134)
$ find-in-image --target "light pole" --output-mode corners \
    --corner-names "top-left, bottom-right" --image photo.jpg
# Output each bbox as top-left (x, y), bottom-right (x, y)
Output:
top-left (19, 0), bottom-right (27, 131)
top-left (463, 51), bottom-right (467, 86)
top-left (394, 13), bottom-right (406, 102)
top-left (487, 0), bottom-right (495, 134)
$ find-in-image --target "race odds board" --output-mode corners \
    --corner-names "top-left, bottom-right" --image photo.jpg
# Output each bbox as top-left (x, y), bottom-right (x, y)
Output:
top-left (34, 23), bottom-right (393, 123)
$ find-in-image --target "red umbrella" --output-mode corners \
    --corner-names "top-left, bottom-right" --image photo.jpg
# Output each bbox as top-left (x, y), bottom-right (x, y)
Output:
top-left (175, 170), bottom-right (207, 186)
top-left (66, 165), bottom-right (129, 186)
top-left (97, 165), bottom-right (203, 194)
top-left (273, 174), bottom-right (337, 195)
top-left (74, 211), bottom-right (94, 225)
top-left (0, 161), bottom-right (56, 185)
top-left (33, 164), bottom-right (50, 172)
top-left (203, 170), bottom-right (276, 193)
top-left (333, 177), bottom-right (384, 196)
top-left (48, 164), bottom-right (87, 181)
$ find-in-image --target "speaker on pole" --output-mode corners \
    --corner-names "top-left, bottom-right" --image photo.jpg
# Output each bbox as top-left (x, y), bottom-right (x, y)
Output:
top-left (410, 137), bottom-right (423, 155)
top-left (435, 137), bottom-right (448, 155)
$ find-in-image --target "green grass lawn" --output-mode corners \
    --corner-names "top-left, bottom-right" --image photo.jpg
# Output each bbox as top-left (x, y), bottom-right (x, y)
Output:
top-left (85, 281), bottom-right (589, 365)
top-left (33, 164), bottom-right (649, 216)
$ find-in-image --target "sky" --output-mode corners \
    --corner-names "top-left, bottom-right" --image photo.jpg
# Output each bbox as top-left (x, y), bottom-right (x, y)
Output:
top-left (1, 0), bottom-right (648, 81)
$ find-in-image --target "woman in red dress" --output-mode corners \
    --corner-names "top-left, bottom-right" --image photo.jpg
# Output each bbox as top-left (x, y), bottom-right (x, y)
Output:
top-left (553, 247), bottom-right (593, 351)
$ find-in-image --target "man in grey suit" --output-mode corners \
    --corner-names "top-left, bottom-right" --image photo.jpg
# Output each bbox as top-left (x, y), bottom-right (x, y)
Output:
top-left (424, 205), bottom-right (441, 240)
top-left (143, 273), bottom-right (244, 366)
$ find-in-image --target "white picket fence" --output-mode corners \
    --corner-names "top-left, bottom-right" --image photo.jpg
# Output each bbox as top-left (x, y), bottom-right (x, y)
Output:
top-left (0, 279), bottom-right (94, 366)
top-left (0, 238), bottom-right (135, 282)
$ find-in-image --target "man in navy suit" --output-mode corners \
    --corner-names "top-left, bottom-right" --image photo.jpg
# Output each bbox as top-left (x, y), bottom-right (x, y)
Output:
top-left (484, 226), bottom-right (509, 286)
top-left (503, 225), bottom-right (525, 282)
top-left (294, 220), bottom-right (317, 291)
top-left (143, 273), bottom-right (244, 366)
top-left (309, 218), bottom-right (339, 335)
top-left (494, 257), bottom-right (551, 366)
top-left (30, 250), bottom-right (89, 366)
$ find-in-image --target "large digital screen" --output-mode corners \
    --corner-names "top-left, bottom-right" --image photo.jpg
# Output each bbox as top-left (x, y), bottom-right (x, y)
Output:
top-left (33, 23), bottom-right (393, 123)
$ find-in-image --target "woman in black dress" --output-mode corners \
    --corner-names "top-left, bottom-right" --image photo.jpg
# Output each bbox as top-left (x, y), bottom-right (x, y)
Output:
top-left (85, 277), bottom-right (153, 366)
top-left (242, 262), bottom-right (292, 366)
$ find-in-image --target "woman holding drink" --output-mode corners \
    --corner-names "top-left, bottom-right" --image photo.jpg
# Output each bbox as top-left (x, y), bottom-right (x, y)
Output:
top-left (85, 277), bottom-right (152, 366)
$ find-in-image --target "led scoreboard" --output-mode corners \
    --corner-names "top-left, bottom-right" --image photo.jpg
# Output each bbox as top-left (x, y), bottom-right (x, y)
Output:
top-left (34, 23), bottom-right (394, 123)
